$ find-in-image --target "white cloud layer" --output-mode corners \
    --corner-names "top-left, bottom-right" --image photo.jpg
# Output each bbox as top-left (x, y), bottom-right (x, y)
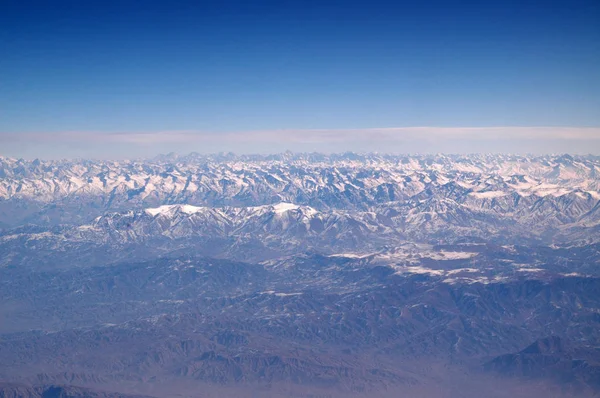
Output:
top-left (2, 126), bottom-right (600, 144)
top-left (1, 127), bottom-right (599, 158)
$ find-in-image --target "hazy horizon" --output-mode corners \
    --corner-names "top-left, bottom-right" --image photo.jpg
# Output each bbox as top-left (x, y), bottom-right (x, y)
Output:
top-left (1, 126), bottom-right (600, 159)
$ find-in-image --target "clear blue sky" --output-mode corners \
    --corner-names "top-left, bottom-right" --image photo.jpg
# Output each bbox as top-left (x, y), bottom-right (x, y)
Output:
top-left (1, 0), bottom-right (599, 158)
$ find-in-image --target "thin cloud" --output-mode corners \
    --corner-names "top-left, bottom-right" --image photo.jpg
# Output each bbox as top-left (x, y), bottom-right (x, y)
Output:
top-left (1, 127), bottom-right (599, 145)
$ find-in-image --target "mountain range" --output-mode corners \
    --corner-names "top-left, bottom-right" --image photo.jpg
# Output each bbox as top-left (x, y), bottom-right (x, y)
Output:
top-left (0, 153), bottom-right (599, 397)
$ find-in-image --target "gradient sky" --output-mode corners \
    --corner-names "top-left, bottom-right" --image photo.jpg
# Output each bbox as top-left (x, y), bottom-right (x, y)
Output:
top-left (1, 0), bottom-right (599, 158)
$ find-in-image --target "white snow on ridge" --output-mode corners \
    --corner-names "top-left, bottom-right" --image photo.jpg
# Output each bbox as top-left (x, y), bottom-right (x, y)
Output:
top-left (447, 268), bottom-right (480, 275)
top-left (586, 191), bottom-right (600, 200)
top-left (399, 266), bottom-right (445, 276)
top-left (328, 253), bottom-right (373, 259)
top-left (469, 191), bottom-right (508, 199)
top-left (272, 202), bottom-right (301, 214)
top-left (180, 204), bottom-right (205, 214)
top-left (424, 251), bottom-right (478, 260)
top-left (143, 202), bottom-right (319, 219)
top-left (329, 248), bottom-right (479, 262)
top-left (145, 207), bottom-right (169, 217)
top-left (261, 291), bottom-right (303, 297)
top-left (145, 204), bottom-right (204, 217)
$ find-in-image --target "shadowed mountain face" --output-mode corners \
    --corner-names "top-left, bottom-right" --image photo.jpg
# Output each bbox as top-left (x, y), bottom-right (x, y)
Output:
top-left (485, 337), bottom-right (600, 392)
top-left (1, 154), bottom-right (600, 397)
top-left (0, 383), bottom-right (154, 398)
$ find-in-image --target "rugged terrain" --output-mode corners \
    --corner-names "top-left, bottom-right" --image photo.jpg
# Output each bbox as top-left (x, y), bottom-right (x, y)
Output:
top-left (0, 153), bottom-right (599, 397)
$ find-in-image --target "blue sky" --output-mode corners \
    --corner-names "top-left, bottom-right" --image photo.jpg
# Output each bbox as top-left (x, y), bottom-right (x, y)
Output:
top-left (1, 0), bottom-right (599, 158)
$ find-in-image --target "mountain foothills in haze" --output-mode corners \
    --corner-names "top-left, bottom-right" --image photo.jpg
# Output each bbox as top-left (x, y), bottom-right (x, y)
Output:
top-left (1, 153), bottom-right (600, 398)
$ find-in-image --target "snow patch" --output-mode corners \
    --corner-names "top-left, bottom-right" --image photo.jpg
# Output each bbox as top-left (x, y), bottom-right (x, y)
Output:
top-left (400, 266), bottom-right (445, 276)
top-left (446, 268), bottom-right (481, 275)
top-left (424, 251), bottom-right (478, 260)
top-left (469, 191), bottom-right (508, 199)
top-left (329, 252), bottom-right (372, 259)
top-left (261, 291), bottom-right (303, 297)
